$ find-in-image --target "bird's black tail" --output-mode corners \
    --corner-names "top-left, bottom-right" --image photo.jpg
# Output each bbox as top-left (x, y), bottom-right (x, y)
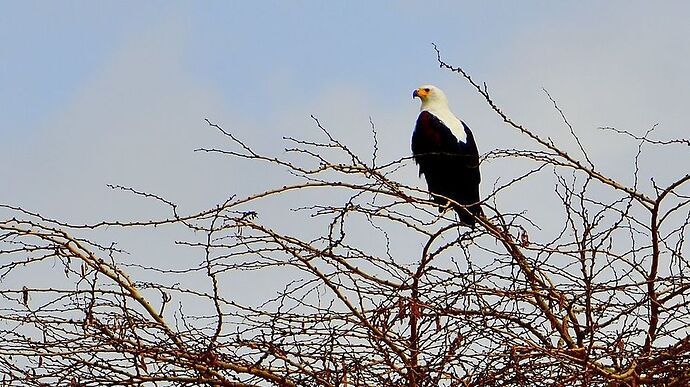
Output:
top-left (454, 202), bottom-right (482, 227)
top-left (430, 191), bottom-right (482, 227)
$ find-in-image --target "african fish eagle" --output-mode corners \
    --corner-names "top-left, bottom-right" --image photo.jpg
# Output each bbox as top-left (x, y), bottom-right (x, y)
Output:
top-left (412, 85), bottom-right (482, 226)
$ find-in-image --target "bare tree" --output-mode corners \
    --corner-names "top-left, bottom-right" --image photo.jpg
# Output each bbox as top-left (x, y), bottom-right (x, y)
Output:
top-left (1, 52), bottom-right (689, 386)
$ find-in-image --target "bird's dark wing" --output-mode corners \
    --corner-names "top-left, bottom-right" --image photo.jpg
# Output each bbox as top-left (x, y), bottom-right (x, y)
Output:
top-left (412, 112), bottom-right (481, 224)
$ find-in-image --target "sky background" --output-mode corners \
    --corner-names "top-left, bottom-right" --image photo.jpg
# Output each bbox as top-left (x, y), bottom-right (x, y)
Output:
top-left (2, 2), bottom-right (690, 303)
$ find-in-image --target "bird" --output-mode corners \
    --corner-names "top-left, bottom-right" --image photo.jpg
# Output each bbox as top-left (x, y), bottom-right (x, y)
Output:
top-left (411, 84), bottom-right (482, 226)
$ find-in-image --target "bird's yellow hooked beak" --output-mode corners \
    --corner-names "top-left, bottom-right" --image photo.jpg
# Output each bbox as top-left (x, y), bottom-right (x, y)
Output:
top-left (413, 88), bottom-right (429, 99)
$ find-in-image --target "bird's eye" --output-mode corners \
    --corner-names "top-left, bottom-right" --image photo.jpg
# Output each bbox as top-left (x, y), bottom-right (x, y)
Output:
top-left (424, 88), bottom-right (430, 92)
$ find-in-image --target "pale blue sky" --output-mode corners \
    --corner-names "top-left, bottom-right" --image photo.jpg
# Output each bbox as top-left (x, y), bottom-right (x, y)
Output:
top-left (2, 2), bottom-right (690, 298)
top-left (2, 1), bottom-right (614, 141)
top-left (3, 1), bottom-right (689, 214)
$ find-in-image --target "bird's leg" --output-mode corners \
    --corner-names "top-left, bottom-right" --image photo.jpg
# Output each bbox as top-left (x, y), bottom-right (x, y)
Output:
top-left (441, 201), bottom-right (452, 213)
top-left (433, 201), bottom-right (453, 222)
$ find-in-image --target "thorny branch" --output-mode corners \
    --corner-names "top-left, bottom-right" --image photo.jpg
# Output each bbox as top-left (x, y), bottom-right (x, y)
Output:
top-left (1, 50), bottom-right (689, 386)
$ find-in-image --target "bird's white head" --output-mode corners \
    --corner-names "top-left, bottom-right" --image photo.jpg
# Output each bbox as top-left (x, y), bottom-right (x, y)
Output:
top-left (413, 84), bottom-right (450, 111)
top-left (412, 84), bottom-right (466, 142)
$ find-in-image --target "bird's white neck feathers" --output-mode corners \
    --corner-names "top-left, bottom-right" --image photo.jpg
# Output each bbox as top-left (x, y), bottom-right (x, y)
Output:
top-left (419, 89), bottom-right (467, 143)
